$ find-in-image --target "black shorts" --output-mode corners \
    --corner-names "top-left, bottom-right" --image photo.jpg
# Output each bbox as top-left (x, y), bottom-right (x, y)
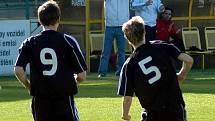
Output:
top-left (141, 104), bottom-right (187, 121)
top-left (31, 96), bottom-right (79, 121)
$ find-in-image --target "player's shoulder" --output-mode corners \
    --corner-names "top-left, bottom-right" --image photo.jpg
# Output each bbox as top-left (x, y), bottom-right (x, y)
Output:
top-left (150, 40), bottom-right (168, 45)
top-left (150, 40), bottom-right (181, 54)
top-left (63, 33), bottom-right (80, 48)
top-left (21, 36), bottom-right (36, 46)
top-left (63, 33), bottom-right (77, 42)
top-left (150, 40), bottom-right (176, 48)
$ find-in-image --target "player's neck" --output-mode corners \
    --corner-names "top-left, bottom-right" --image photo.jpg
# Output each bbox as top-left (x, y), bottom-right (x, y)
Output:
top-left (43, 24), bottom-right (58, 31)
top-left (133, 40), bottom-right (145, 49)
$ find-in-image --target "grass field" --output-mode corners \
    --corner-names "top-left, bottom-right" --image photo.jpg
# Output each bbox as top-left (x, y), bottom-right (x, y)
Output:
top-left (0, 69), bottom-right (215, 121)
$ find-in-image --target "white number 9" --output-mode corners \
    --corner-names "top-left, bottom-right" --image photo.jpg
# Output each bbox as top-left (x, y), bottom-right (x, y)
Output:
top-left (138, 56), bottom-right (161, 84)
top-left (40, 48), bottom-right (58, 76)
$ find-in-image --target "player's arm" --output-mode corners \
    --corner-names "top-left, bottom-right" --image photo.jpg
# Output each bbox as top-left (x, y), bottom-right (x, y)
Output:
top-left (118, 62), bottom-right (134, 121)
top-left (14, 66), bottom-right (30, 92)
top-left (14, 38), bottom-right (31, 93)
top-left (122, 96), bottom-right (132, 120)
top-left (177, 53), bottom-right (193, 81)
top-left (166, 44), bottom-right (193, 81)
top-left (65, 35), bottom-right (88, 83)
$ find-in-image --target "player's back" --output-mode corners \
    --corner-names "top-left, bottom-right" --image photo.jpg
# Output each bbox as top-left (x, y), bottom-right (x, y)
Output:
top-left (27, 30), bottom-right (81, 98)
top-left (129, 42), bottom-right (184, 111)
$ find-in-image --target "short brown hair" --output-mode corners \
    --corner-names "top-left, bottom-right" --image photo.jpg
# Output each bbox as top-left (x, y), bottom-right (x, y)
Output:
top-left (122, 16), bottom-right (145, 45)
top-left (38, 0), bottom-right (61, 26)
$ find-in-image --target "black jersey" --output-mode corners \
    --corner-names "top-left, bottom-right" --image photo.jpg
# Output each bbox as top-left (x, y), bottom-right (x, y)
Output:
top-left (118, 41), bottom-right (184, 111)
top-left (15, 30), bottom-right (87, 98)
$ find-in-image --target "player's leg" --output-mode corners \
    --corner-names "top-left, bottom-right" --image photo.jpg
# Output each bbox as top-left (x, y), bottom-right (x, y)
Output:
top-left (140, 110), bottom-right (159, 121)
top-left (52, 96), bottom-right (79, 121)
top-left (140, 111), bottom-right (147, 121)
top-left (141, 110), bottom-right (179, 121)
top-left (178, 104), bottom-right (187, 121)
top-left (31, 96), bottom-right (51, 121)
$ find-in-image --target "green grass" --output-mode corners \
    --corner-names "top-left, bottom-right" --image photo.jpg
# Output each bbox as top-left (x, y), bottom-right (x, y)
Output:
top-left (0, 70), bottom-right (215, 121)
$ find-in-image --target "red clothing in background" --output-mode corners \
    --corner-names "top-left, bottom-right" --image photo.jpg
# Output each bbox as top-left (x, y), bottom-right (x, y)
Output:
top-left (156, 18), bottom-right (177, 41)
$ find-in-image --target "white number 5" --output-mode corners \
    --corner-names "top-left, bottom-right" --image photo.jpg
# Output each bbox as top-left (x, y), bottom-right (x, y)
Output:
top-left (40, 48), bottom-right (58, 76)
top-left (138, 56), bottom-right (161, 84)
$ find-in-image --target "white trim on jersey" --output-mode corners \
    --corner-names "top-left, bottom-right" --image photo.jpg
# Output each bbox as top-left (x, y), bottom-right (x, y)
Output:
top-left (118, 57), bottom-right (131, 96)
top-left (123, 65), bottom-right (128, 96)
top-left (32, 97), bottom-right (38, 121)
top-left (180, 104), bottom-right (187, 121)
top-left (64, 34), bottom-right (85, 72)
top-left (117, 63), bottom-right (129, 96)
top-left (72, 49), bottom-right (84, 71)
top-left (153, 42), bottom-right (181, 52)
top-left (64, 34), bottom-right (85, 58)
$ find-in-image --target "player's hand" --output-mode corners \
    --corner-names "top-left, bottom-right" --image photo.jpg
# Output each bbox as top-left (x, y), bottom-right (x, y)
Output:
top-left (177, 73), bottom-right (186, 81)
top-left (122, 114), bottom-right (131, 121)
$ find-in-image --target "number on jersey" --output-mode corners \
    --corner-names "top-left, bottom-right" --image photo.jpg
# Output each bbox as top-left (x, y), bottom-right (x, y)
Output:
top-left (138, 56), bottom-right (161, 84)
top-left (40, 48), bottom-right (57, 76)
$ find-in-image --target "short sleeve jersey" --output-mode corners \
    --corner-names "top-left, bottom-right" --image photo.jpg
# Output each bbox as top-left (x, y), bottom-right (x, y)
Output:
top-left (15, 30), bottom-right (87, 97)
top-left (118, 41), bottom-right (184, 111)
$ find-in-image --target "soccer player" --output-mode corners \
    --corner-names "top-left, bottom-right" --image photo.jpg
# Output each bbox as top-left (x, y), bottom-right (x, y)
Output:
top-left (14, 1), bottom-right (87, 121)
top-left (118, 16), bottom-right (193, 121)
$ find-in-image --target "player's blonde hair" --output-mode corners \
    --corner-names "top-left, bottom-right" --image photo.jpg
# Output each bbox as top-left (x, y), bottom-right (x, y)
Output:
top-left (122, 16), bottom-right (145, 45)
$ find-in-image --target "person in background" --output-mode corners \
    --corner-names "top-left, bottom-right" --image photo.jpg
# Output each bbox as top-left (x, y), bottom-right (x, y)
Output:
top-left (98, 0), bottom-right (130, 78)
top-left (118, 16), bottom-right (193, 121)
top-left (14, 1), bottom-right (87, 121)
top-left (156, 7), bottom-right (185, 51)
top-left (130, 0), bottom-right (165, 43)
